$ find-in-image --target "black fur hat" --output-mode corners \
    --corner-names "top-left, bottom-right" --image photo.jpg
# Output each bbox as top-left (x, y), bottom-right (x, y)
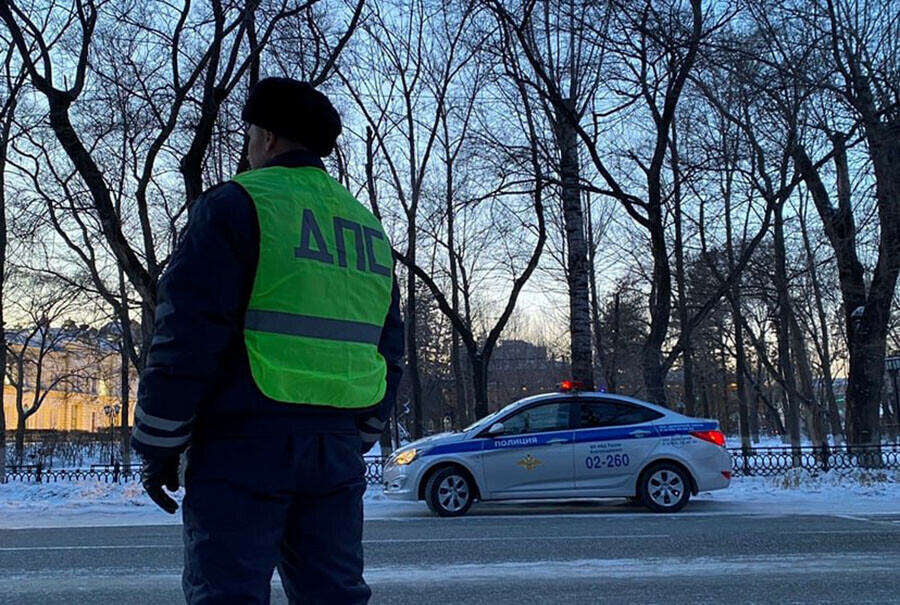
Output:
top-left (242, 77), bottom-right (342, 157)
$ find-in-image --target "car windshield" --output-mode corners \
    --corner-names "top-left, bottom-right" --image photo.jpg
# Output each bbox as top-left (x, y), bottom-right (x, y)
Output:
top-left (463, 402), bottom-right (517, 432)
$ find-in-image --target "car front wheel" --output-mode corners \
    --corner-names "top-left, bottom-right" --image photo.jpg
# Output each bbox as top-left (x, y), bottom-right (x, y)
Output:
top-left (425, 467), bottom-right (474, 517)
top-left (639, 463), bottom-right (691, 513)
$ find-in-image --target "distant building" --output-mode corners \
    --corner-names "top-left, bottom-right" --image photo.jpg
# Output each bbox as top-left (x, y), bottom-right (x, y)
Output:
top-left (3, 326), bottom-right (137, 433)
top-left (487, 340), bottom-right (568, 410)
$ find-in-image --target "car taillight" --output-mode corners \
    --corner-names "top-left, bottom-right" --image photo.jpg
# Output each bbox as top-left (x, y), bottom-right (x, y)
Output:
top-left (691, 430), bottom-right (726, 447)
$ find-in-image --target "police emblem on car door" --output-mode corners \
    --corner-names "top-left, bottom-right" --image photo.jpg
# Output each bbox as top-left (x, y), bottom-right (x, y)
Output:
top-left (481, 401), bottom-right (576, 494)
top-left (517, 454), bottom-right (541, 471)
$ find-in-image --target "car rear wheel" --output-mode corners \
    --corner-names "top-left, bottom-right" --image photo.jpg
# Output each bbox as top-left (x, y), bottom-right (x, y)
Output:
top-left (425, 467), bottom-right (474, 517)
top-left (639, 463), bottom-right (691, 513)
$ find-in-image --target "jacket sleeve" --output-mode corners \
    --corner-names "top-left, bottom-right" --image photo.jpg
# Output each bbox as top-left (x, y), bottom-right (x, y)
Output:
top-left (358, 278), bottom-right (404, 452)
top-left (132, 183), bottom-right (256, 458)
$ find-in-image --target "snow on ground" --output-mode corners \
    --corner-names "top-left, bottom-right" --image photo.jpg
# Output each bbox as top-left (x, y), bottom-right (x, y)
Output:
top-left (2, 469), bottom-right (898, 529)
top-left (0, 480), bottom-right (425, 529)
top-left (0, 480), bottom-right (183, 529)
top-left (694, 468), bottom-right (900, 514)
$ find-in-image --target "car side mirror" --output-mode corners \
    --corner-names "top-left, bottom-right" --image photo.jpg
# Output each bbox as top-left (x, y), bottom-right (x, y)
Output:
top-left (488, 422), bottom-right (505, 436)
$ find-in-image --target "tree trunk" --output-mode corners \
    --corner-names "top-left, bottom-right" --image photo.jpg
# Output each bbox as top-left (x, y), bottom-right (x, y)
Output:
top-left (794, 134), bottom-right (898, 450)
top-left (0, 91), bottom-right (9, 483)
top-left (115, 187), bottom-right (133, 466)
top-left (762, 394), bottom-right (787, 437)
top-left (446, 142), bottom-right (468, 427)
top-left (555, 100), bottom-right (593, 390)
top-left (119, 337), bottom-right (132, 466)
top-left (798, 192), bottom-right (843, 443)
top-left (789, 313), bottom-right (827, 449)
top-left (179, 77), bottom-right (224, 207)
top-left (643, 210), bottom-right (671, 406)
top-left (671, 125), bottom-right (694, 417)
top-left (14, 411), bottom-right (25, 465)
top-left (722, 154), bottom-right (750, 450)
top-left (773, 201), bottom-right (802, 459)
top-left (605, 292), bottom-right (621, 393)
top-left (406, 254), bottom-right (424, 440)
top-left (732, 302), bottom-right (752, 451)
top-left (379, 425), bottom-right (393, 457)
top-left (882, 389), bottom-right (897, 443)
top-left (471, 351), bottom-right (488, 420)
top-left (701, 384), bottom-right (712, 419)
top-left (845, 320), bottom-right (887, 448)
top-left (891, 372), bottom-right (900, 444)
top-left (718, 329), bottom-right (731, 433)
top-left (586, 193), bottom-right (606, 392)
top-left (750, 353), bottom-right (762, 442)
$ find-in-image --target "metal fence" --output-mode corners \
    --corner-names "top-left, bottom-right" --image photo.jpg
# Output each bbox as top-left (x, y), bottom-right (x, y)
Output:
top-left (1, 460), bottom-right (388, 485)
top-left (3, 446), bottom-right (899, 484)
top-left (2, 463), bottom-right (142, 484)
top-left (729, 444), bottom-right (900, 477)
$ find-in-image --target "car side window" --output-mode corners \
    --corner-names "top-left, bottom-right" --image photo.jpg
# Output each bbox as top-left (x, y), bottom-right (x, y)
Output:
top-left (580, 401), bottom-right (663, 428)
top-left (500, 402), bottom-right (572, 435)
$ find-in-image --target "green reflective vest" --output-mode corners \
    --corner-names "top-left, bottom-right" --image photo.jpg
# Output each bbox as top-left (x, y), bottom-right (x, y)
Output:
top-left (232, 166), bottom-right (394, 408)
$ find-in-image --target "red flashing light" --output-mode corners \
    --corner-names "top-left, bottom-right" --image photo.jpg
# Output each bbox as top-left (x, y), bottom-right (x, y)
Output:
top-left (560, 380), bottom-right (583, 393)
top-left (691, 430), bottom-right (727, 448)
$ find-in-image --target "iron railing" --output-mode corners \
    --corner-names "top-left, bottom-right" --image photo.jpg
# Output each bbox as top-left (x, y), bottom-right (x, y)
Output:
top-left (4, 446), bottom-right (899, 484)
top-left (1, 460), bottom-right (388, 485)
top-left (2, 463), bottom-right (142, 484)
top-left (728, 444), bottom-right (900, 477)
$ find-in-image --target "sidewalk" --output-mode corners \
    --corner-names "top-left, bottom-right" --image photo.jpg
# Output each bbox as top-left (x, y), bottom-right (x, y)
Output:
top-left (1, 470), bottom-right (897, 529)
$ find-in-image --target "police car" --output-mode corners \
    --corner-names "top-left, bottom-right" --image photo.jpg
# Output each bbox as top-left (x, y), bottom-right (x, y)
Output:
top-left (383, 382), bottom-right (732, 516)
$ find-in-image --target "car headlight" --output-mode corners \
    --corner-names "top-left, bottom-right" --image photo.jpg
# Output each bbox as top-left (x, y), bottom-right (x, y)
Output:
top-left (391, 448), bottom-right (422, 466)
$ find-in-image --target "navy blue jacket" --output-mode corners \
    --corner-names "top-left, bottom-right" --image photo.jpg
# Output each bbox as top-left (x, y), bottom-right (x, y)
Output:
top-left (132, 151), bottom-right (404, 458)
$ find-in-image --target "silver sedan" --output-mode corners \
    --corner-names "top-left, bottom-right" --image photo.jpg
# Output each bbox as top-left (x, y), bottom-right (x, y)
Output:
top-left (383, 390), bottom-right (732, 516)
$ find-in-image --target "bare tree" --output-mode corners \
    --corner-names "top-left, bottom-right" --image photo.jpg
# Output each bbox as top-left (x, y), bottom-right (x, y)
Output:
top-left (1, 0), bottom-right (362, 458)
top-left (492, 0), bottom-right (775, 406)
top-left (796, 191), bottom-right (844, 442)
top-left (338, 0), bottom-right (486, 435)
top-left (3, 273), bottom-right (90, 462)
top-left (731, 0), bottom-right (900, 447)
top-left (503, 0), bottom-right (610, 389)
top-left (356, 10), bottom-right (549, 419)
top-left (0, 35), bottom-right (26, 481)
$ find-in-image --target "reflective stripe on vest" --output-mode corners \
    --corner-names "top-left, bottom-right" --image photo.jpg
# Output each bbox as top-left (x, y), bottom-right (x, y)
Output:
top-left (244, 310), bottom-right (382, 345)
top-left (233, 166), bottom-right (394, 408)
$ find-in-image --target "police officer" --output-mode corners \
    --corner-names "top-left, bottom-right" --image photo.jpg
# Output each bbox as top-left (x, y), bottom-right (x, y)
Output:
top-left (132, 77), bottom-right (403, 605)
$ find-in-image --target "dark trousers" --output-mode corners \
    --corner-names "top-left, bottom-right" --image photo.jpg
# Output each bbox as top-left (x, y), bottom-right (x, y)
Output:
top-left (181, 427), bottom-right (371, 604)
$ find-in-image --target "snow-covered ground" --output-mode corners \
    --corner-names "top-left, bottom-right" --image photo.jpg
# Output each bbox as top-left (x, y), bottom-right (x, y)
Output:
top-left (1, 468), bottom-right (897, 529)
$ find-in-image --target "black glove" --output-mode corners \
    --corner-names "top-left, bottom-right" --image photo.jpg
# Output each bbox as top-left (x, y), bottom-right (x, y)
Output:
top-left (358, 415), bottom-right (386, 454)
top-left (141, 455), bottom-right (180, 514)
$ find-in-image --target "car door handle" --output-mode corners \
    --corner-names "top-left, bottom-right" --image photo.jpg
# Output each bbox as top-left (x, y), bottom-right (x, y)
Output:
top-left (629, 430), bottom-right (653, 438)
top-left (546, 438), bottom-right (569, 445)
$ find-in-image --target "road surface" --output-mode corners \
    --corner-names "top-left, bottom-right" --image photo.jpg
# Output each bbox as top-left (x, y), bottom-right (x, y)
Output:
top-left (1, 500), bottom-right (899, 604)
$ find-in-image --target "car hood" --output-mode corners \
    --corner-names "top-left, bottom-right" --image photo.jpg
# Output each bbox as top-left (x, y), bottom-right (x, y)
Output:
top-left (395, 431), bottom-right (467, 454)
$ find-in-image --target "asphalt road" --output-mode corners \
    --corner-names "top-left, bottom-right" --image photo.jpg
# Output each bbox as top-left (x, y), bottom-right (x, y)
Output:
top-left (2, 501), bottom-right (899, 604)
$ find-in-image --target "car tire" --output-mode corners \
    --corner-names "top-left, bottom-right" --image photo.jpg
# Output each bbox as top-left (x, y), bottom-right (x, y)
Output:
top-left (425, 466), bottom-right (474, 517)
top-left (639, 463), bottom-right (691, 513)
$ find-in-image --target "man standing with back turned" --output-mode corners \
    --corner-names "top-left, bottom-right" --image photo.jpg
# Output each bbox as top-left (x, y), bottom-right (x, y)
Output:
top-left (131, 77), bottom-right (404, 605)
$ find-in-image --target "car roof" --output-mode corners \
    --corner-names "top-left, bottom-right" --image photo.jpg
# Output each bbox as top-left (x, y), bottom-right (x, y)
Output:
top-left (498, 391), bottom-right (677, 417)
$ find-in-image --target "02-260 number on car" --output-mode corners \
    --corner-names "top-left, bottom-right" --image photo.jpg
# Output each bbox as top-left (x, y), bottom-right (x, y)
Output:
top-left (584, 454), bottom-right (630, 469)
